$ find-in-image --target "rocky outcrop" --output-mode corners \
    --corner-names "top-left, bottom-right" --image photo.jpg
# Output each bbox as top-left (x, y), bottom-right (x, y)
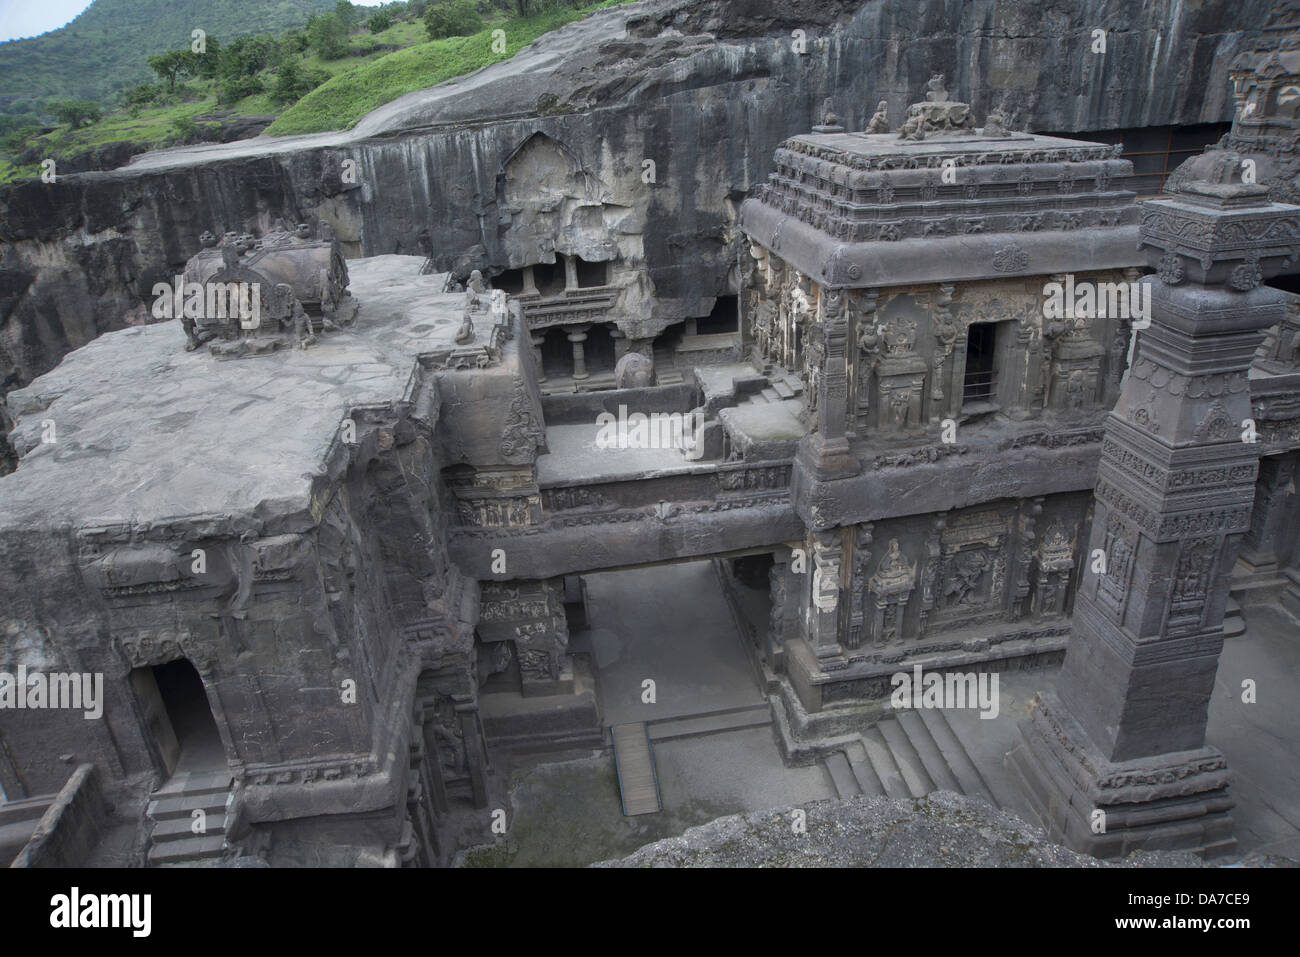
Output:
top-left (593, 791), bottom-right (1209, 867)
top-left (0, 0), bottom-right (1275, 468)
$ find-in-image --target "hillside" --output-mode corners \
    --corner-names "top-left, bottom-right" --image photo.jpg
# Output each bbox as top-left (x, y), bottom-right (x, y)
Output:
top-left (0, 0), bottom-right (334, 105)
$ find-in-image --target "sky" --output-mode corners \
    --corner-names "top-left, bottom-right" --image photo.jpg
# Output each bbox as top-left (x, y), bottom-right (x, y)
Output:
top-left (0, 0), bottom-right (389, 43)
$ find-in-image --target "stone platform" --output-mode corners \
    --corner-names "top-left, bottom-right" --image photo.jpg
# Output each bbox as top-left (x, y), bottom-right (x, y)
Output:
top-left (2, 256), bottom-right (460, 530)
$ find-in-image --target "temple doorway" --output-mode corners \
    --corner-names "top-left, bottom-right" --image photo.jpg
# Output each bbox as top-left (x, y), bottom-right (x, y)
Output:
top-left (131, 659), bottom-right (224, 778)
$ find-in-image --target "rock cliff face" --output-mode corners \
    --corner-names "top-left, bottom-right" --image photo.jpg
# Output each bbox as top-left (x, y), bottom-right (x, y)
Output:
top-left (0, 0), bottom-right (1272, 467)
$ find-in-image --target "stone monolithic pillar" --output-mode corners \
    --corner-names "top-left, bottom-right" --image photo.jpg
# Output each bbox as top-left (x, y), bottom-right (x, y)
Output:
top-left (567, 325), bottom-right (591, 380)
top-left (1008, 177), bottom-right (1300, 858)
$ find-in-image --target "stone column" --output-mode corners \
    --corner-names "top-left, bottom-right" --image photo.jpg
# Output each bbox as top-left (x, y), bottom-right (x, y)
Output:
top-left (1008, 177), bottom-right (1300, 858)
top-left (801, 285), bottom-right (859, 478)
top-left (805, 528), bottom-right (845, 662)
top-left (610, 326), bottom-right (629, 362)
top-left (567, 325), bottom-right (590, 380)
top-left (530, 333), bottom-right (547, 383)
top-left (563, 254), bottom-right (578, 291)
top-left (522, 266), bottom-right (538, 296)
top-left (1238, 453), bottom-right (1296, 575)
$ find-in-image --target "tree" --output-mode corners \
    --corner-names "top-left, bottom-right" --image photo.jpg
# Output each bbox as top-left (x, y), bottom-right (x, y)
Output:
top-left (367, 11), bottom-right (393, 33)
top-left (334, 0), bottom-right (358, 30)
top-left (424, 0), bottom-right (483, 40)
top-left (271, 58), bottom-right (329, 104)
top-left (193, 36), bottom-right (223, 80)
top-left (49, 99), bottom-right (103, 129)
top-left (217, 74), bottom-right (264, 105)
top-left (122, 83), bottom-right (161, 107)
top-left (306, 13), bottom-right (350, 60)
top-left (147, 49), bottom-right (196, 93)
top-left (220, 35), bottom-right (275, 79)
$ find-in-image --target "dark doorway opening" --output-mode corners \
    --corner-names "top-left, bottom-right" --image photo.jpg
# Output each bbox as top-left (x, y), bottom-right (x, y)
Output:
top-left (963, 322), bottom-right (998, 407)
top-left (575, 258), bottom-right (608, 288)
top-left (149, 659), bottom-right (223, 775)
top-left (541, 326), bottom-right (572, 378)
top-left (584, 324), bottom-right (616, 375)
top-left (533, 261), bottom-right (565, 297)
top-left (698, 295), bottom-right (739, 335)
top-left (495, 268), bottom-right (524, 295)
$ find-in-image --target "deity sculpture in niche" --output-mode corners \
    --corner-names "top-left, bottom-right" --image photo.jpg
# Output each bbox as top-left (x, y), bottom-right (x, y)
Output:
top-left (943, 547), bottom-right (991, 606)
top-left (875, 307), bottom-right (928, 432)
top-left (1032, 521), bottom-right (1076, 616)
top-left (931, 284), bottom-right (958, 420)
top-left (855, 291), bottom-right (883, 427)
top-left (868, 539), bottom-right (917, 645)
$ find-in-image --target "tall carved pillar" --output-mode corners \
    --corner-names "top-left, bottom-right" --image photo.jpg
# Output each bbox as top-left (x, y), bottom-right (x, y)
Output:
top-left (806, 528), bottom-right (845, 661)
top-left (917, 515), bottom-right (944, 638)
top-left (854, 290), bottom-right (881, 433)
top-left (567, 325), bottom-right (590, 380)
top-left (931, 284), bottom-right (958, 422)
top-left (802, 285), bottom-right (859, 478)
top-left (1009, 176), bottom-right (1300, 858)
top-left (563, 254), bottom-right (578, 291)
top-left (766, 557), bottom-right (798, 670)
top-left (1011, 498), bottom-right (1042, 620)
top-left (522, 266), bottom-right (538, 296)
top-left (846, 524), bottom-right (873, 650)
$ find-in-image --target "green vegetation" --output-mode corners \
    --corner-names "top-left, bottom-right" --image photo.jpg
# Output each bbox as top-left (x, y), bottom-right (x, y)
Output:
top-left (0, 0), bottom-right (336, 105)
top-left (424, 0), bottom-right (484, 39)
top-left (0, 0), bottom-right (625, 183)
top-left (268, 0), bottom-right (620, 135)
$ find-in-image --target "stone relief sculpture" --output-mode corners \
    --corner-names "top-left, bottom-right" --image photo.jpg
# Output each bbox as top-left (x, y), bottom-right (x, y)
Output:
top-left (868, 539), bottom-right (917, 645)
top-left (867, 100), bottom-right (890, 134)
top-left (944, 548), bottom-right (991, 606)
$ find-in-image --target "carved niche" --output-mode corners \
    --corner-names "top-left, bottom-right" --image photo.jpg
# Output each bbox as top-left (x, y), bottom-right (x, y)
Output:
top-left (1168, 537), bottom-right (1219, 636)
top-left (874, 295), bottom-right (929, 432)
top-left (866, 539), bottom-right (916, 646)
top-left (931, 508), bottom-right (1010, 629)
top-left (1032, 521), bottom-right (1077, 617)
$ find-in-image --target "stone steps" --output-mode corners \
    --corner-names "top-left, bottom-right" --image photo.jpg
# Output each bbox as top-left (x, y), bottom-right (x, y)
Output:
top-left (146, 771), bottom-right (232, 867)
top-left (818, 710), bottom-right (998, 807)
top-left (645, 702), bottom-right (771, 742)
top-left (148, 835), bottom-right (228, 865)
top-left (859, 726), bottom-right (911, 799)
top-left (1224, 597), bottom-right (1245, 638)
top-left (844, 738), bottom-right (886, 797)
top-left (739, 372), bottom-right (804, 407)
top-left (821, 751), bottom-right (861, 798)
top-left (916, 708), bottom-right (997, 804)
top-left (653, 348), bottom-right (684, 386)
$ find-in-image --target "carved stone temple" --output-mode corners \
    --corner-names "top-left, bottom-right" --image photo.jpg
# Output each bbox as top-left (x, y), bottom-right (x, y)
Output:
top-left (1, 17), bottom-right (1299, 869)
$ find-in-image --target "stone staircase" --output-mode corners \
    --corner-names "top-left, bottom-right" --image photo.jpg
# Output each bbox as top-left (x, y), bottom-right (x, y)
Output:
top-left (819, 709), bottom-right (997, 805)
top-left (145, 769), bottom-right (233, 866)
top-left (653, 346), bottom-right (684, 386)
top-left (740, 372), bottom-right (803, 407)
top-left (645, 702), bottom-right (772, 742)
